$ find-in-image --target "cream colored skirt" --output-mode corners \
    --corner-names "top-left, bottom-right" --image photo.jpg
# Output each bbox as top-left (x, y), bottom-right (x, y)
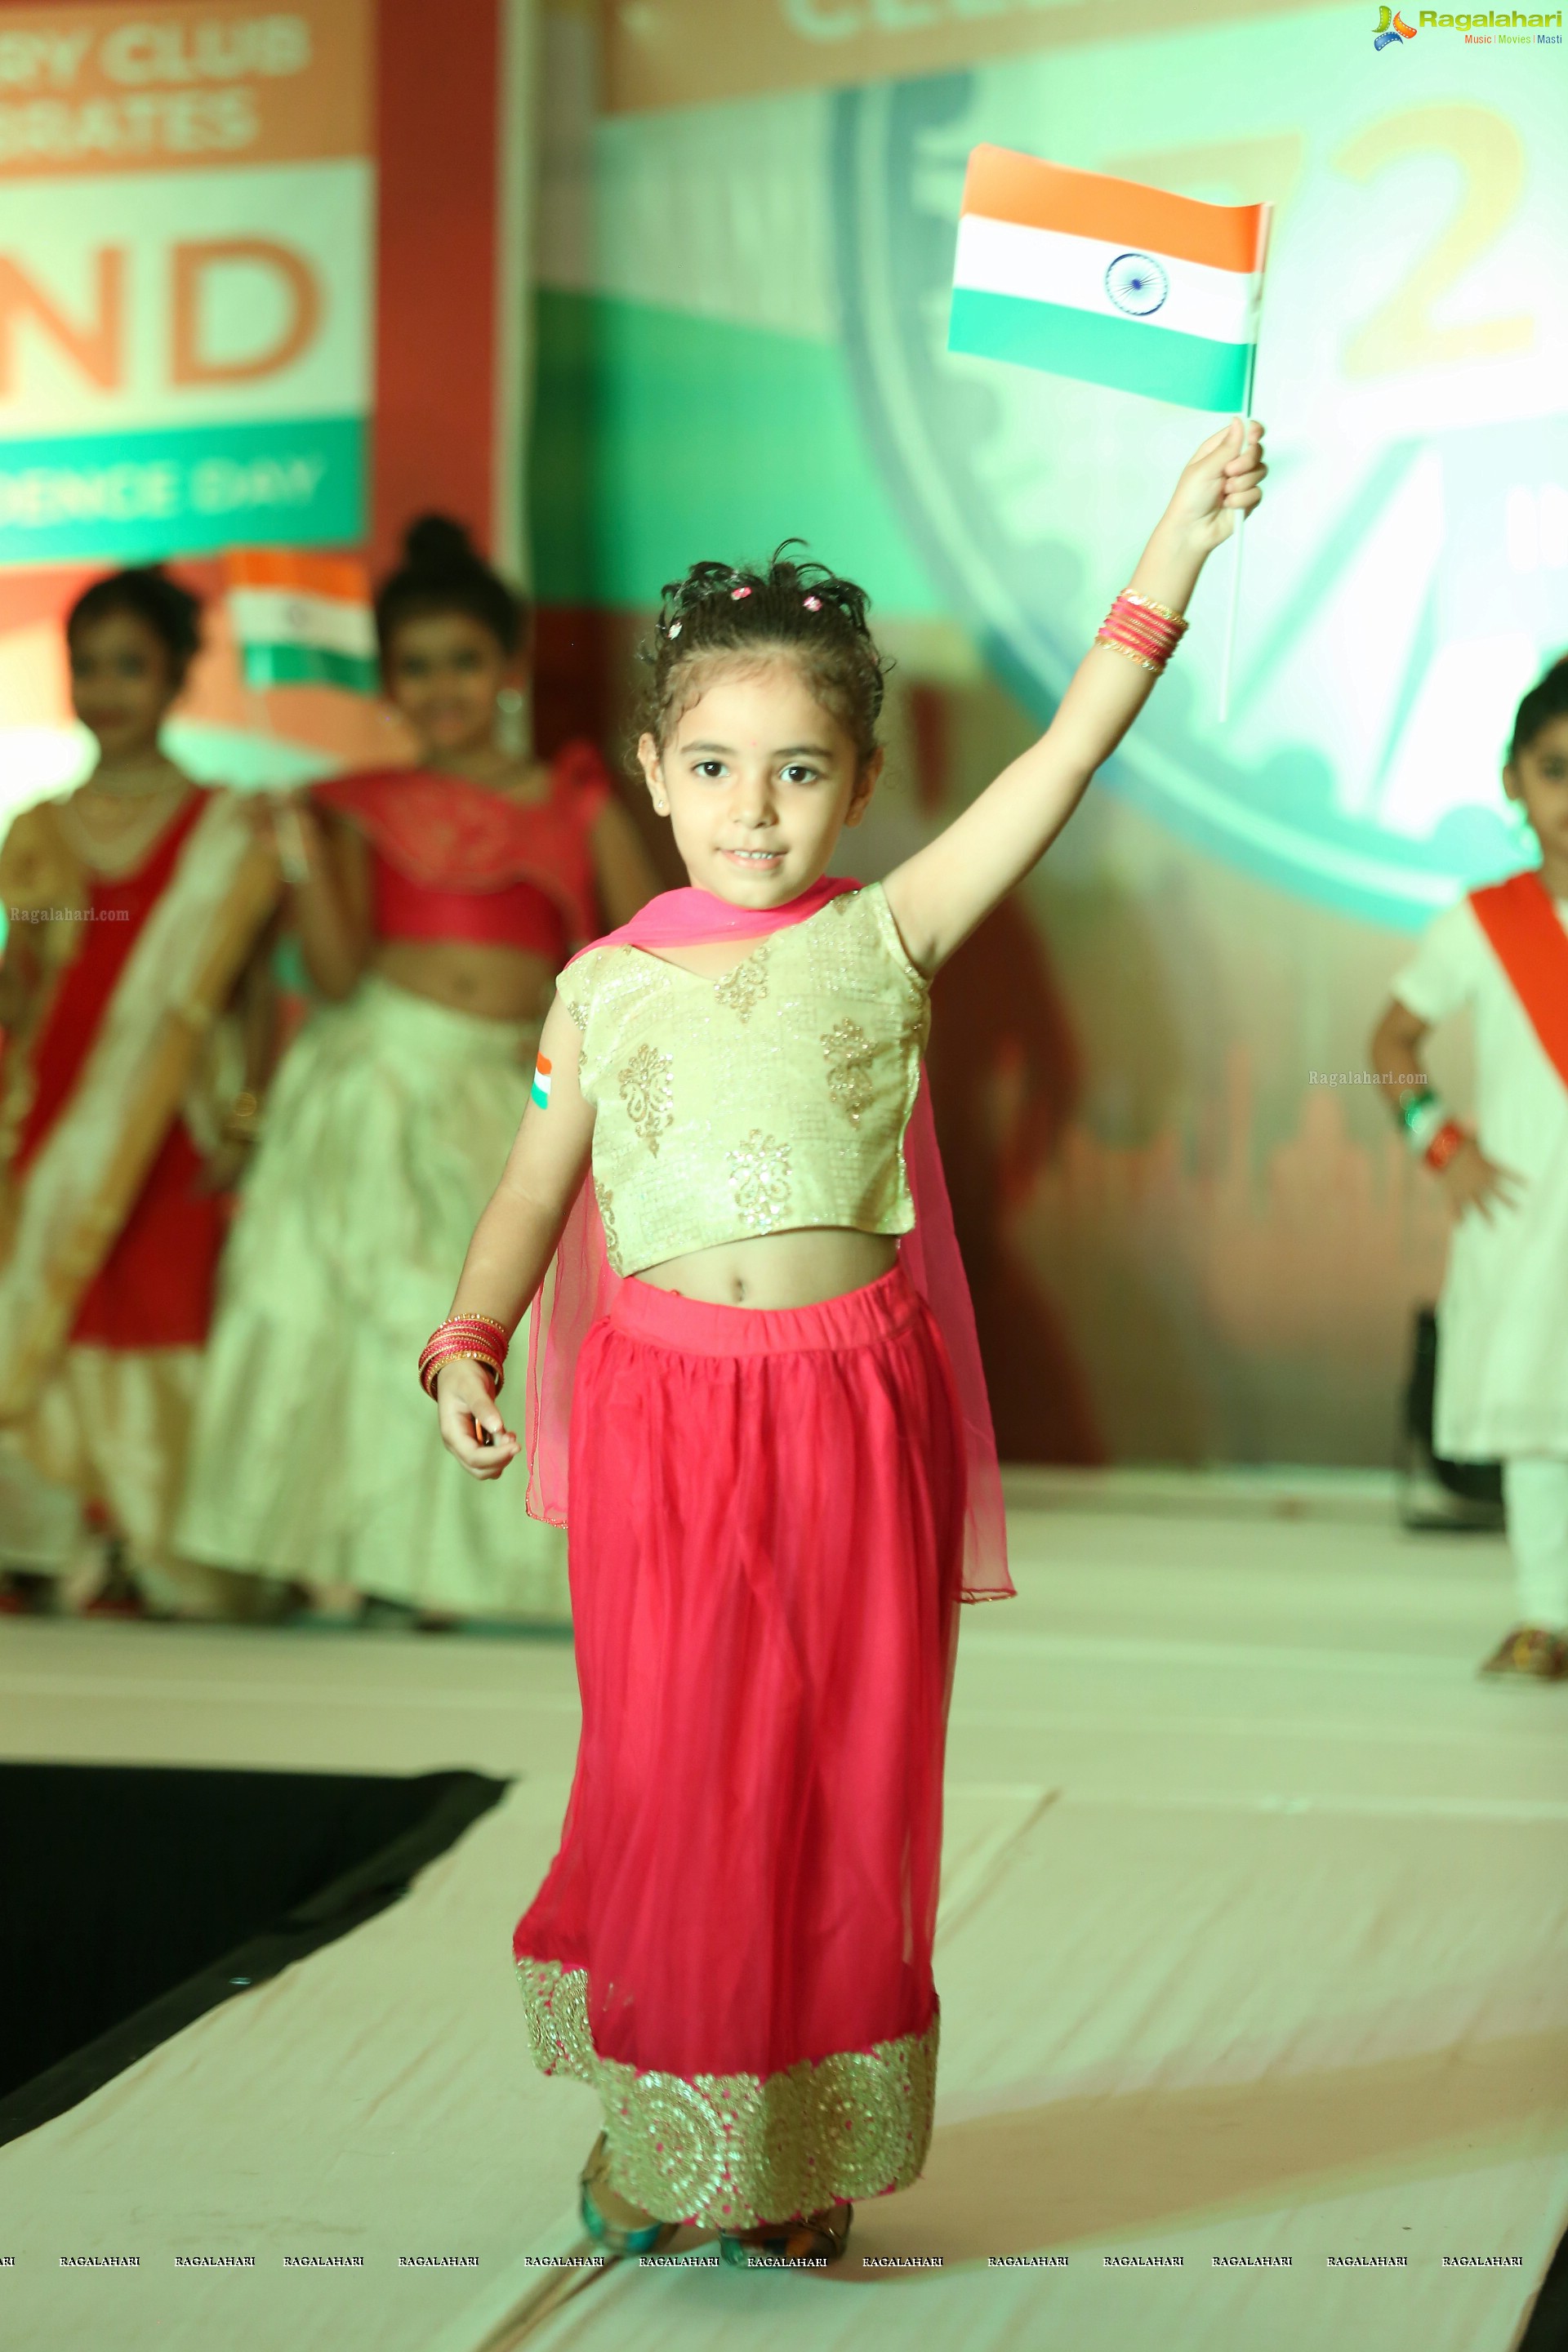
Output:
top-left (174, 976), bottom-right (568, 1619)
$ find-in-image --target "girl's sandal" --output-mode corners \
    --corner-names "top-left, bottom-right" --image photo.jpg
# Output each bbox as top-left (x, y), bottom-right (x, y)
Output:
top-left (1480, 1626), bottom-right (1568, 1681)
top-left (719, 2202), bottom-right (853, 2269)
top-left (579, 2133), bottom-right (678, 2257)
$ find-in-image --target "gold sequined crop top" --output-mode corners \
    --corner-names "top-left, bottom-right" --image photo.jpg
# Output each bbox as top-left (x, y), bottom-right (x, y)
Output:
top-left (564, 883), bottom-right (930, 1277)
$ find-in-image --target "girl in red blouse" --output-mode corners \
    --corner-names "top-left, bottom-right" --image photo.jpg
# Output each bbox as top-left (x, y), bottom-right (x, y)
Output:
top-left (174, 517), bottom-right (657, 1623)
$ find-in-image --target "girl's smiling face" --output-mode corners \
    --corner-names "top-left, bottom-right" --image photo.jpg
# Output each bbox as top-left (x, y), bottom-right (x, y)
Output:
top-left (383, 609), bottom-right (518, 760)
top-left (638, 656), bottom-right (880, 906)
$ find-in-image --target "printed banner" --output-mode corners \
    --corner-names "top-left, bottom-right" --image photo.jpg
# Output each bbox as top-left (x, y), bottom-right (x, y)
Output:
top-left (0, 0), bottom-right (374, 564)
top-left (601, 0), bottom-right (1335, 114)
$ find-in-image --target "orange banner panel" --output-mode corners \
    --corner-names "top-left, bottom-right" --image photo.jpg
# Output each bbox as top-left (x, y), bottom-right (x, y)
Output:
top-left (0, 0), bottom-right (371, 177)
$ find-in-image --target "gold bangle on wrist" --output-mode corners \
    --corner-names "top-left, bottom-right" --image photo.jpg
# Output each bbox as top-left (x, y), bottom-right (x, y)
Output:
top-left (1119, 589), bottom-right (1186, 626)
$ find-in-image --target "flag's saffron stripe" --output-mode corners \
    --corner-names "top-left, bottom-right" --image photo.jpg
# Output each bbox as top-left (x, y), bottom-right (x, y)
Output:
top-left (949, 286), bottom-right (1252, 412)
top-left (225, 547), bottom-right (372, 603)
top-left (954, 216), bottom-right (1259, 348)
top-left (238, 643), bottom-right (380, 694)
top-left (961, 145), bottom-right (1264, 276)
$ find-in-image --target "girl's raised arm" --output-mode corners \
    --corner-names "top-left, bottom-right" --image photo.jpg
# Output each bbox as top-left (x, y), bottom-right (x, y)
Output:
top-left (434, 988), bottom-right (597, 1477)
top-left (883, 418), bottom-right (1265, 976)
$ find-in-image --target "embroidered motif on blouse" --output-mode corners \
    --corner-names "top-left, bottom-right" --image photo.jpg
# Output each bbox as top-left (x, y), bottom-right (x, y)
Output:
top-left (619, 1041), bottom-right (674, 1156)
top-left (564, 993), bottom-right (588, 1032)
top-left (727, 1131), bottom-right (792, 1228)
top-left (822, 1018), bottom-right (875, 1127)
top-left (595, 1181), bottom-right (623, 1274)
top-left (516, 1955), bottom-right (938, 2230)
top-left (712, 938), bottom-right (770, 1024)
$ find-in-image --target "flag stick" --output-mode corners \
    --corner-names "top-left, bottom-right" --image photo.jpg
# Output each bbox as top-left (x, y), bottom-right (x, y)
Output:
top-left (1215, 203), bottom-right (1271, 728)
top-left (245, 677), bottom-right (312, 885)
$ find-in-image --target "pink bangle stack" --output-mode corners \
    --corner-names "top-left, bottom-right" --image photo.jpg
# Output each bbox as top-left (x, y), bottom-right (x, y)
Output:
top-left (1095, 590), bottom-right (1188, 675)
top-left (419, 1313), bottom-right (510, 1400)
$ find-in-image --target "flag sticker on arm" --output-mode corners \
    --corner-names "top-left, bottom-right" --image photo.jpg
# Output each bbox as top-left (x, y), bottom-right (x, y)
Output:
top-left (531, 1055), bottom-right (553, 1110)
top-left (949, 147), bottom-right (1268, 412)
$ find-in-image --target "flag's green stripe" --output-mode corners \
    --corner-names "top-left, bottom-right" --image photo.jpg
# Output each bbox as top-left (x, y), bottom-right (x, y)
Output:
top-left (949, 287), bottom-right (1251, 412)
top-left (240, 642), bottom-right (379, 694)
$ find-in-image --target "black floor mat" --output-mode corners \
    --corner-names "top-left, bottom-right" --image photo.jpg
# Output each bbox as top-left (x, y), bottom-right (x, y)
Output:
top-left (0, 1762), bottom-right (507, 2145)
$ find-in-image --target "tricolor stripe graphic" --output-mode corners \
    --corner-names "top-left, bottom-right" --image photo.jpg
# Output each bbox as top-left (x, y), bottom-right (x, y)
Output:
top-left (225, 548), bottom-right (378, 694)
top-left (531, 1056), bottom-right (553, 1110)
top-left (949, 148), bottom-right (1268, 412)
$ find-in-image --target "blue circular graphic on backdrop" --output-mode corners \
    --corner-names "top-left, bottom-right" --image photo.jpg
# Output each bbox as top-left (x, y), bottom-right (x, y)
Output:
top-left (828, 74), bottom-right (1531, 932)
top-left (1105, 252), bottom-right (1168, 317)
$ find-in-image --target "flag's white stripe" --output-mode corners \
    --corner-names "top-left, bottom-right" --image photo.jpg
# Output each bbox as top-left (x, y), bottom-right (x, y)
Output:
top-left (228, 586), bottom-right (377, 659)
top-left (955, 215), bottom-right (1259, 348)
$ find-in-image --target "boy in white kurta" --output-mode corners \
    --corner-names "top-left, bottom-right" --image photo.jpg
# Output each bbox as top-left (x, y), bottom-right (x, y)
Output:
top-left (1371, 658), bottom-right (1568, 1679)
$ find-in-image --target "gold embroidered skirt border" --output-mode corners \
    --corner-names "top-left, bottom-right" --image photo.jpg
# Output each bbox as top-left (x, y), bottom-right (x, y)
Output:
top-left (515, 1956), bottom-right (939, 2229)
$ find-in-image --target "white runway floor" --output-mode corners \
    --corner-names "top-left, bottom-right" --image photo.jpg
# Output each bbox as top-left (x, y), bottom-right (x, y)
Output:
top-left (2, 1482), bottom-right (1566, 2351)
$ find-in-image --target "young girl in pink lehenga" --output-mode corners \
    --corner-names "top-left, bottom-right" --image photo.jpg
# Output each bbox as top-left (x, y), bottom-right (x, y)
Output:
top-left (422, 423), bottom-right (1266, 2265)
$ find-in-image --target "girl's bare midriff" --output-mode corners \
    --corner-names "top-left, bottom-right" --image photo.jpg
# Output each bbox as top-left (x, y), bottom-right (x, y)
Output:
top-left (371, 936), bottom-right (559, 1025)
top-left (639, 1226), bottom-right (898, 1309)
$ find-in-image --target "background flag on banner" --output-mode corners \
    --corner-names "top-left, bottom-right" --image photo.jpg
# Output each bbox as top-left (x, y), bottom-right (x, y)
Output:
top-left (225, 550), bottom-right (379, 694)
top-left (949, 146), bottom-right (1267, 412)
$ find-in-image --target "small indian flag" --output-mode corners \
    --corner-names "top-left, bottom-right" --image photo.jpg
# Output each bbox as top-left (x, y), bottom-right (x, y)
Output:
top-left (949, 147), bottom-right (1268, 413)
top-left (225, 548), bottom-right (379, 694)
top-left (531, 1055), bottom-right (552, 1110)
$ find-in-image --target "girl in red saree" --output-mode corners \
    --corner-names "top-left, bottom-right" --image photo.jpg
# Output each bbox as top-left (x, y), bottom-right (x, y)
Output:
top-left (0, 568), bottom-right (281, 1616)
top-left (424, 426), bottom-right (1265, 2263)
top-left (174, 517), bottom-right (657, 1623)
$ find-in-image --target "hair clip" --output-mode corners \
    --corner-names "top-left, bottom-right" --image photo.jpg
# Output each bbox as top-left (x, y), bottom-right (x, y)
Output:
top-left (730, 586), bottom-right (751, 601)
top-left (803, 595), bottom-right (822, 611)
top-left (667, 621), bottom-right (681, 637)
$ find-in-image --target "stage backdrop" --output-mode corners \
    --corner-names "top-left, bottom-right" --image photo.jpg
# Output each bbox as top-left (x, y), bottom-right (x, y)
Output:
top-left (530, 0), bottom-right (1566, 1465)
top-left (0, 0), bottom-right (535, 805)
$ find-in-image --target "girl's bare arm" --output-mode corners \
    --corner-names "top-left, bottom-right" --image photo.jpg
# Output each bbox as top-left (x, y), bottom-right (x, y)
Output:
top-left (1370, 994), bottom-right (1523, 1223)
top-left (884, 420), bottom-right (1266, 976)
top-left (1370, 996), bottom-right (1430, 1101)
top-left (0, 929), bottom-right (39, 1034)
top-left (435, 991), bottom-right (596, 1477)
top-left (280, 802), bottom-right (372, 1001)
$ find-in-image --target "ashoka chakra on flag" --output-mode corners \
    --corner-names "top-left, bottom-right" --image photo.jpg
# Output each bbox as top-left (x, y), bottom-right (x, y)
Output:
top-left (1104, 253), bottom-right (1169, 318)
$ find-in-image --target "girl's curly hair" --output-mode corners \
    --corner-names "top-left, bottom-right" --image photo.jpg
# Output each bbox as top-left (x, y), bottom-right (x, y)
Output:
top-left (636, 542), bottom-right (890, 766)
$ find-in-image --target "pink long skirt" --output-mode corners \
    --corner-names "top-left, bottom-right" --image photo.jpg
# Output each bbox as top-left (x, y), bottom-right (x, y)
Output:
top-left (513, 1263), bottom-right (965, 2229)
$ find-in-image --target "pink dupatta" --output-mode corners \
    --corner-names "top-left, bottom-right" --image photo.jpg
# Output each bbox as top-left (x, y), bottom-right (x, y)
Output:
top-left (523, 877), bottom-right (1013, 1601)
